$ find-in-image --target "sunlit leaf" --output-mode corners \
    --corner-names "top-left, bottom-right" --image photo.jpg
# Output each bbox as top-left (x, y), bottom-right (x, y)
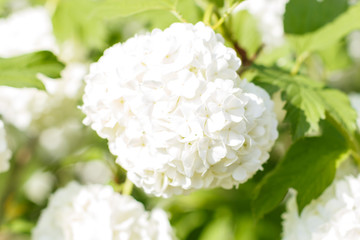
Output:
top-left (253, 65), bottom-right (357, 139)
top-left (252, 121), bottom-right (350, 219)
top-left (284, 0), bottom-right (348, 35)
top-left (0, 51), bottom-right (65, 90)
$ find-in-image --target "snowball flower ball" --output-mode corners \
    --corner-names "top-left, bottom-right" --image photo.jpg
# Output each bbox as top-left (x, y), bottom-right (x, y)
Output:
top-left (282, 175), bottom-right (360, 240)
top-left (82, 22), bottom-right (278, 197)
top-left (32, 182), bottom-right (175, 240)
top-left (0, 120), bottom-right (12, 173)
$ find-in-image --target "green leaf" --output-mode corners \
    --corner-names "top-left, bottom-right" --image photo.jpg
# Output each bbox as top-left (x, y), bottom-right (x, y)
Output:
top-left (317, 40), bottom-right (353, 70)
top-left (52, 0), bottom-right (107, 48)
top-left (6, 219), bottom-right (35, 234)
top-left (207, 0), bottom-right (225, 8)
top-left (230, 10), bottom-right (262, 56)
top-left (94, 0), bottom-right (176, 19)
top-left (0, 51), bottom-right (65, 90)
top-left (287, 2), bottom-right (360, 53)
top-left (199, 209), bottom-right (233, 240)
top-left (0, 0), bottom-right (8, 16)
top-left (252, 121), bottom-right (350, 219)
top-left (174, 0), bottom-right (202, 24)
top-left (253, 65), bottom-right (357, 139)
top-left (284, 0), bottom-right (348, 35)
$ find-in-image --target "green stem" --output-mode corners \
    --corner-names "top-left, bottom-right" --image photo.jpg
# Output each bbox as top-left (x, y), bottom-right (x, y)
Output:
top-left (122, 177), bottom-right (134, 196)
top-left (0, 143), bottom-right (34, 224)
top-left (291, 51), bottom-right (310, 75)
top-left (326, 113), bottom-right (360, 165)
top-left (212, 1), bottom-right (242, 30)
top-left (171, 9), bottom-right (188, 23)
top-left (203, 3), bottom-right (215, 26)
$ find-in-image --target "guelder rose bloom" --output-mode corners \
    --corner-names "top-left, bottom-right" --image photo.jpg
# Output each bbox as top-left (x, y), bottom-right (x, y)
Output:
top-left (0, 120), bottom-right (12, 173)
top-left (32, 182), bottom-right (175, 240)
top-left (82, 22), bottom-right (278, 197)
top-left (282, 175), bottom-right (360, 240)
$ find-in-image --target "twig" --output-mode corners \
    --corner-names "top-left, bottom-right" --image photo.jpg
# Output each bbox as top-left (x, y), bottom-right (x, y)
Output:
top-left (170, 9), bottom-right (188, 23)
top-left (212, 1), bottom-right (242, 30)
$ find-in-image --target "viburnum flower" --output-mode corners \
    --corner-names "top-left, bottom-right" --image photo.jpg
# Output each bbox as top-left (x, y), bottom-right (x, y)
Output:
top-left (0, 120), bottom-right (12, 173)
top-left (32, 182), bottom-right (175, 240)
top-left (282, 175), bottom-right (360, 240)
top-left (82, 22), bottom-right (278, 197)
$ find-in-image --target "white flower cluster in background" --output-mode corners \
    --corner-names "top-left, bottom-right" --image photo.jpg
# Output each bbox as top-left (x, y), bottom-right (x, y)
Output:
top-left (23, 170), bottom-right (55, 205)
top-left (82, 22), bottom-right (278, 197)
top-left (282, 175), bottom-right (360, 240)
top-left (32, 182), bottom-right (175, 240)
top-left (349, 93), bottom-right (360, 129)
top-left (0, 63), bottom-right (86, 134)
top-left (0, 120), bottom-right (12, 173)
top-left (348, 31), bottom-right (360, 61)
top-left (0, 7), bottom-right (86, 134)
top-left (74, 160), bottom-right (113, 185)
top-left (234, 0), bottom-right (289, 48)
top-left (0, 7), bottom-right (57, 57)
top-left (0, 7), bottom-right (55, 130)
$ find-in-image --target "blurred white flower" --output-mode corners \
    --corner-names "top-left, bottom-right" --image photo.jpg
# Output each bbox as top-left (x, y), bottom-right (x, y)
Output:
top-left (0, 7), bottom-right (57, 58)
top-left (348, 31), bottom-right (360, 61)
top-left (82, 22), bottom-right (278, 197)
top-left (75, 160), bottom-right (113, 184)
top-left (349, 93), bottom-right (360, 129)
top-left (0, 87), bottom-right (48, 130)
top-left (234, 0), bottom-right (289, 48)
top-left (0, 120), bottom-right (12, 173)
top-left (0, 7), bottom-right (87, 132)
top-left (282, 175), bottom-right (360, 240)
top-left (32, 182), bottom-right (175, 240)
top-left (335, 158), bottom-right (358, 179)
top-left (24, 170), bottom-right (55, 204)
top-left (0, 63), bottom-right (86, 132)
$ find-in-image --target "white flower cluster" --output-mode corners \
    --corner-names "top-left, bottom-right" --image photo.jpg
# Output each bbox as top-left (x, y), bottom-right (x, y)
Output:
top-left (0, 63), bottom-right (86, 133)
top-left (235, 0), bottom-right (289, 47)
top-left (32, 182), bottom-right (175, 240)
top-left (0, 7), bottom-right (86, 133)
top-left (0, 120), bottom-right (12, 173)
top-left (282, 175), bottom-right (360, 240)
top-left (82, 22), bottom-right (278, 197)
top-left (0, 7), bottom-right (57, 57)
